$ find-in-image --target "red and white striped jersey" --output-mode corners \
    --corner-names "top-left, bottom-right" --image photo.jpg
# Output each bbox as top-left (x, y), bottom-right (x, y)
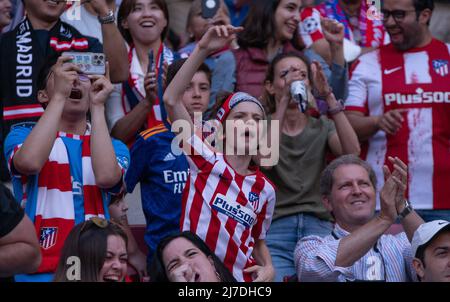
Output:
top-left (346, 39), bottom-right (450, 210)
top-left (180, 134), bottom-right (276, 282)
top-left (299, 7), bottom-right (324, 48)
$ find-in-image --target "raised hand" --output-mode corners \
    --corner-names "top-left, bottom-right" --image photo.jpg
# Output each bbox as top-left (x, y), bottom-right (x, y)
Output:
top-left (87, 0), bottom-right (111, 17)
top-left (321, 18), bottom-right (345, 45)
top-left (387, 156), bottom-right (408, 213)
top-left (89, 62), bottom-right (114, 107)
top-left (379, 156), bottom-right (407, 223)
top-left (53, 56), bottom-right (82, 100)
top-left (144, 71), bottom-right (157, 105)
top-left (197, 25), bottom-right (243, 55)
top-left (168, 263), bottom-right (196, 282)
top-left (311, 61), bottom-right (332, 97)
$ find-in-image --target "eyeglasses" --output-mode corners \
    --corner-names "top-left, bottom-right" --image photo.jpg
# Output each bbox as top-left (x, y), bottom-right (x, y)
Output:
top-left (45, 70), bottom-right (91, 84)
top-left (381, 9), bottom-right (416, 22)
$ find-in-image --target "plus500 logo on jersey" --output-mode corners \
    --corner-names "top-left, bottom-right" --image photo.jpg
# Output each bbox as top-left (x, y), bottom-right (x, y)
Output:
top-left (211, 193), bottom-right (256, 228)
top-left (384, 88), bottom-right (450, 106)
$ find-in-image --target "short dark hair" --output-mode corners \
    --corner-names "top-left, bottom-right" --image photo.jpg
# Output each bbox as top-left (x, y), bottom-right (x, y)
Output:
top-left (166, 58), bottom-right (212, 87)
top-left (320, 154), bottom-right (377, 198)
top-left (109, 192), bottom-right (126, 206)
top-left (36, 55), bottom-right (60, 91)
top-left (150, 231), bottom-right (237, 282)
top-left (117, 0), bottom-right (170, 45)
top-left (413, 0), bottom-right (434, 25)
top-left (413, 0), bottom-right (434, 12)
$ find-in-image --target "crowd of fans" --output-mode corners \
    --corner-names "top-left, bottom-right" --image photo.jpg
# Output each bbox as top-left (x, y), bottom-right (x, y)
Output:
top-left (0, 0), bottom-right (449, 282)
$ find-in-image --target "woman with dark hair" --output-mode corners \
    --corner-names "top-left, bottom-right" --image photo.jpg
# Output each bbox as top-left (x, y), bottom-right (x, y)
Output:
top-left (54, 218), bottom-right (128, 282)
top-left (107, 0), bottom-right (177, 145)
top-left (260, 51), bottom-right (360, 281)
top-left (233, 0), bottom-right (347, 101)
top-left (151, 231), bottom-right (237, 282)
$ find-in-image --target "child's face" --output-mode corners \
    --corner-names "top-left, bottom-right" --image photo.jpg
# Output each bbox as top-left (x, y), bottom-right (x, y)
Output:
top-left (182, 71), bottom-right (211, 117)
top-left (109, 199), bottom-right (129, 224)
top-left (224, 102), bottom-right (264, 156)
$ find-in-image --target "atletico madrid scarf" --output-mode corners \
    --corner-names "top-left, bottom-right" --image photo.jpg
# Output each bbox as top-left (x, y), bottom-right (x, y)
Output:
top-left (319, 0), bottom-right (385, 48)
top-left (10, 128), bottom-right (106, 274)
top-left (121, 43), bottom-right (166, 137)
top-left (1, 17), bottom-right (89, 134)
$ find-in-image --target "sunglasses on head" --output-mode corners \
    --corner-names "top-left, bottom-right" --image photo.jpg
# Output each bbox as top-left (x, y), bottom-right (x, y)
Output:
top-left (79, 216), bottom-right (110, 234)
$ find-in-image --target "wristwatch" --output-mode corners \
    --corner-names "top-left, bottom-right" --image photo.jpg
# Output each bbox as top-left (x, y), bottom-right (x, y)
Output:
top-left (398, 199), bottom-right (413, 219)
top-left (328, 99), bottom-right (345, 116)
top-left (98, 10), bottom-right (115, 24)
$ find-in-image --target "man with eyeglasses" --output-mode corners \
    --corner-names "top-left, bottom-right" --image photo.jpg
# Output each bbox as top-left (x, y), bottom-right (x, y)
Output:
top-left (3, 55), bottom-right (130, 282)
top-left (294, 154), bottom-right (424, 282)
top-left (345, 0), bottom-right (450, 222)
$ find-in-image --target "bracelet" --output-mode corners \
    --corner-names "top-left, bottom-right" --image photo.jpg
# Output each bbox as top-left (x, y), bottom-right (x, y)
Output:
top-left (328, 99), bottom-right (345, 116)
top-left (315, 87), bottom-right (333, 99)
top-left (98, 10), bottom-right (115, 24)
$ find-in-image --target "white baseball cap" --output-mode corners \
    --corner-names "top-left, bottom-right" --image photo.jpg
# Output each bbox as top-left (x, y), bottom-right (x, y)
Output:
top-left (411, 220), bottom-right (450, 257)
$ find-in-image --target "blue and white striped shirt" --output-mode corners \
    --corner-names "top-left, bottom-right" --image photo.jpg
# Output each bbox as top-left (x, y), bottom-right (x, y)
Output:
top-left (294, 224), bottom-right (417, 282)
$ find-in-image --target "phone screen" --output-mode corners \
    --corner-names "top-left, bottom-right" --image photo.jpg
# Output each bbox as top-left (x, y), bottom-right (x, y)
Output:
top-left (201, 0), bottom-right (220, 19)
top-left (148, 50), bottom-right (154, 73)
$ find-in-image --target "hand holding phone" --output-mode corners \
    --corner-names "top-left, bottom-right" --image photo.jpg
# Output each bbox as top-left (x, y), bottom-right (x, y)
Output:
top-left (61, 51), bottom-right (106, 75)
top-left (148, 50), bottom-right (155, 73)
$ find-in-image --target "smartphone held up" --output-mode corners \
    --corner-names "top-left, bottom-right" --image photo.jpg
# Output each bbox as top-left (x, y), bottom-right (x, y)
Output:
top-left (62, 52), bottom-right (106, 75)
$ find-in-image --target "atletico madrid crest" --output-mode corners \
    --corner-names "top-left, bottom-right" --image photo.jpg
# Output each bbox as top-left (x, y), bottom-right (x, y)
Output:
top-left (248, 192), bottom-right (260, 210)
top-left (40, 227), bottom-right (58, 250)
top-left (432, 60), bottom-right (448, 77)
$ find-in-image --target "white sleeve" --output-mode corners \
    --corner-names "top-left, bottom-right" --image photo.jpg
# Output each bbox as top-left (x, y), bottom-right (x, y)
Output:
top-left (105, 84), bottom-right (125, 132)
top-left (345, 50), bottom-right (380, 114)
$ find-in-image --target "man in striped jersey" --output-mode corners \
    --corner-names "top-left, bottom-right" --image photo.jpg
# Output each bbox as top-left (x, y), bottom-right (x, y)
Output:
top-left (295, 155), bottom-right (424, 282)
top-left (345, 0), bottom-right (450, 220)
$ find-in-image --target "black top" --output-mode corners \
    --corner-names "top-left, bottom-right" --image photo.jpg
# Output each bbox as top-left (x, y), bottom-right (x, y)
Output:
top-left (0, 182), bottom-right (24, 238)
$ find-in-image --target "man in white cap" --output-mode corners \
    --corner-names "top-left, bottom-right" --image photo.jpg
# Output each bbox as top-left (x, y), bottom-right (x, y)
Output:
top-left (412, 220), bottom-right (450, 282)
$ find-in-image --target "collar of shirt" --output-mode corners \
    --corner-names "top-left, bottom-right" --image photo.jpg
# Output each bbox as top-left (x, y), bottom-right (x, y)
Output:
top-left (333, 223), bottom-right (351, 238)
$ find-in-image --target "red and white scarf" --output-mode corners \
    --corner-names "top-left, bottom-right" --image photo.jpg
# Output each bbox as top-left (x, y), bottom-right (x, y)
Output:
top-left (11, 128), bottom-right (106, 273)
